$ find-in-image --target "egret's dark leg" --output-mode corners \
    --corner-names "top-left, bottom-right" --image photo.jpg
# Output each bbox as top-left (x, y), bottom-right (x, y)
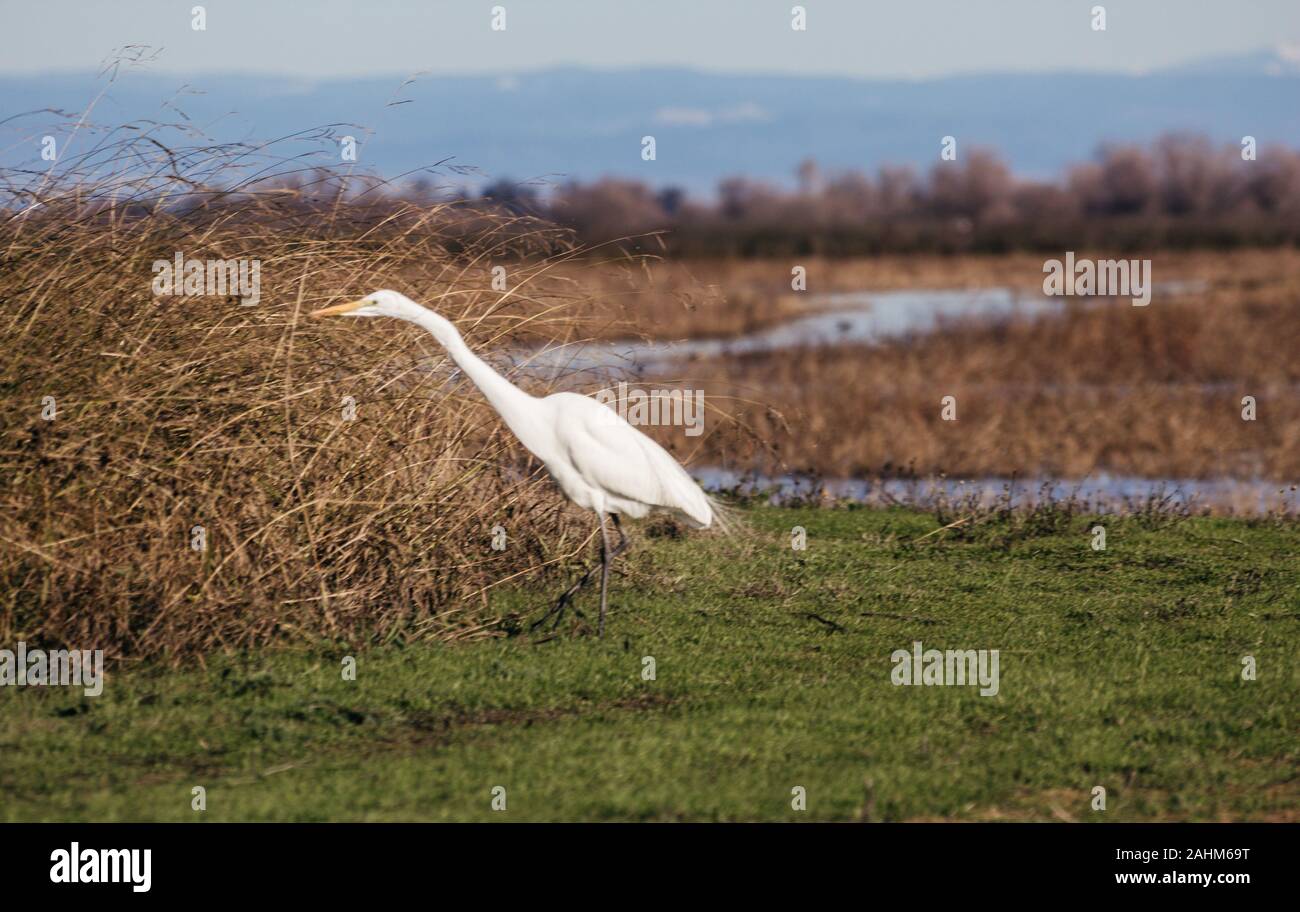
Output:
top-left (610, 513), bottom-right (630, 558)
top-left (598, 513), bottom-right (612, 637)
top-left (531, 513), bottom-right (629, 635)
top-left (598, 514), bottom-right (632, 637)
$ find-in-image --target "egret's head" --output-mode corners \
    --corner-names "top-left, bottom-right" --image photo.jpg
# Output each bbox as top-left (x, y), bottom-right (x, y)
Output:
top-left (311, 289), bottom-right (462, 348)
top-left (310, 289), bottom-right (420, 321)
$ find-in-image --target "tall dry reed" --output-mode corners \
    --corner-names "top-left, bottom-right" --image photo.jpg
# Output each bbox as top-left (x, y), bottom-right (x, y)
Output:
top-left (0, 125), bottom-right (608, 661)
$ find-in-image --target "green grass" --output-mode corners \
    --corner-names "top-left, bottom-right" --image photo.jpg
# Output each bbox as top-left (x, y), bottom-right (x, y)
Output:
top-left (2, 506), bottom-right (1296, 822)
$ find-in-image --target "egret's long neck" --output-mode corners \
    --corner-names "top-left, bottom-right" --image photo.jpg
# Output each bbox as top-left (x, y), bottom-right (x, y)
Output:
top-left (409, 308), bottom-right (535, 421)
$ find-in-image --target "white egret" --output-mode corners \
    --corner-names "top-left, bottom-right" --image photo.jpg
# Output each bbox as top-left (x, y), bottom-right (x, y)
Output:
top-left (311, 290), bottom-right (727, 636)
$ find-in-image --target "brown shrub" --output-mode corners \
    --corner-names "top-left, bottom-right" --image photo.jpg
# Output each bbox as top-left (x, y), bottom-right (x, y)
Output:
top-left (0, 148), bottom-right (602, 661)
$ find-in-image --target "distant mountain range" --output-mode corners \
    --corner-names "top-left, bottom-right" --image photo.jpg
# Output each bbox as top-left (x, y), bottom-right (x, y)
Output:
top-left (3, 46), bottom-right (1299, 194)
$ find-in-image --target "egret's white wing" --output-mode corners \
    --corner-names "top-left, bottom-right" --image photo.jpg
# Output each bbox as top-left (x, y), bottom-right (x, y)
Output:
top-left (559, 395), bottom-right (713, 527)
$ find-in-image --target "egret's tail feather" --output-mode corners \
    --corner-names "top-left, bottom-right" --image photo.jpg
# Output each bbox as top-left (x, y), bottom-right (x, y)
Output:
top-left (705, 494), bottom-right (743, 536)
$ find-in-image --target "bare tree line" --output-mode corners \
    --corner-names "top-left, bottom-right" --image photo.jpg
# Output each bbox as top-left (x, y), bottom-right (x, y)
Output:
top-left (471, 134), bottom-right (1300, 255)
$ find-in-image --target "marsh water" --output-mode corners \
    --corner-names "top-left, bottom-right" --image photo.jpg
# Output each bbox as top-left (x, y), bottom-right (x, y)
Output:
top-left (519, 281), bottom-right (1207, 376)
top-left (692, 468), bottom-right (1297, 515)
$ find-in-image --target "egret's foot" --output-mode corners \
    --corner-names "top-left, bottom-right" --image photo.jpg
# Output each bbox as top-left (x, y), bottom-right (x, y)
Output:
top-left (530, 566), bottom-right (595, 632)
top-left (530, 593), bottom-right (569, 632)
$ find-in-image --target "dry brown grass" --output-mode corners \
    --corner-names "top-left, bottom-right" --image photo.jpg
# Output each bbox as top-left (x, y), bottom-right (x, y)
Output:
top-left (0, 141), bottom-right (621, 660)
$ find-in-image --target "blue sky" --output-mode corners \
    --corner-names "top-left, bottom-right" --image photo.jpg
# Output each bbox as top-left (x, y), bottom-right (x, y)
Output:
top-left (1, 0), bottom-right (1298, 79)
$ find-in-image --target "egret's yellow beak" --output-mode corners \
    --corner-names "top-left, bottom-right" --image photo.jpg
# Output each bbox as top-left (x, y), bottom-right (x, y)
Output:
top-left (310, 298), bottom-right (369, 318)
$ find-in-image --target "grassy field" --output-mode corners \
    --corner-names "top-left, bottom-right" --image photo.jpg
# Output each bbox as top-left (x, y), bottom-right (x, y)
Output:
top-left (2, 504), bottom-right (1295, 822)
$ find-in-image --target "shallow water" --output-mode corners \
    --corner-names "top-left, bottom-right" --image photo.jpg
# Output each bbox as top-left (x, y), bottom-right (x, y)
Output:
top-left (693, 467), bottom-right (1297, 515)
top-left (518, 281), bottom-right (1206, 376)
